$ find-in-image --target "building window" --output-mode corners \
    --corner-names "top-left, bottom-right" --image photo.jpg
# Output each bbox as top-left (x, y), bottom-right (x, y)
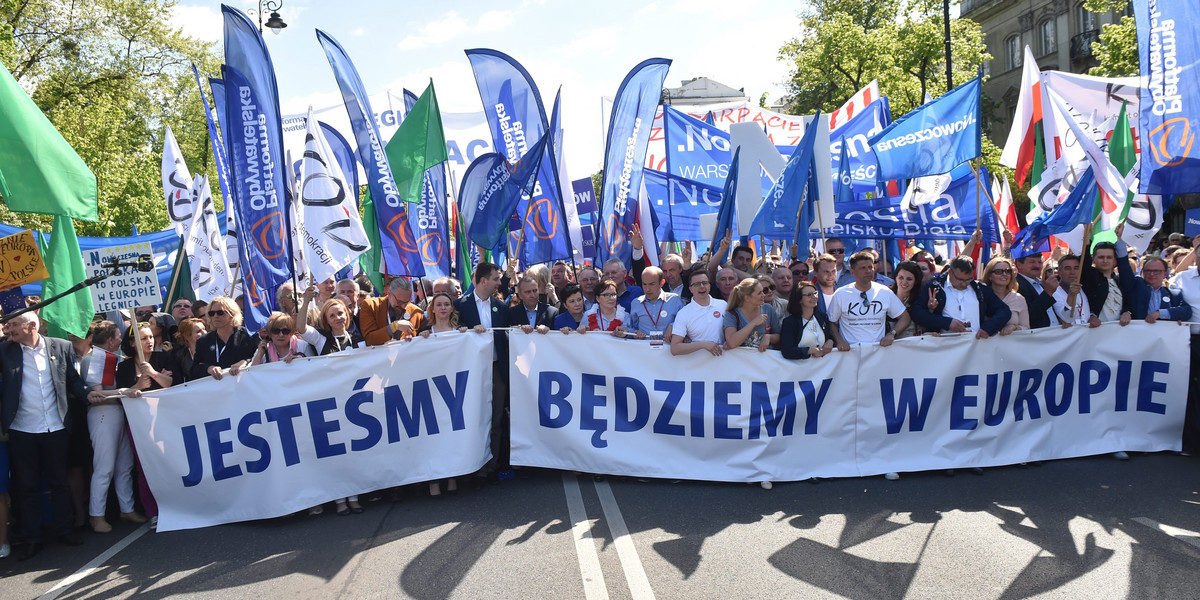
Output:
top-left (1006, 35), bottom-right (1022, 70)
top-left (1077, 4), bottom-right (1097, 32)
top-left (1039, 18), bottom-right (1057, 56)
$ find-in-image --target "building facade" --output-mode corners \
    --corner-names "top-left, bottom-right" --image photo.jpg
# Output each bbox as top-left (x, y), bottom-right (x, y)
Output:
top-left (964, 0), bottom-right (1133, 145)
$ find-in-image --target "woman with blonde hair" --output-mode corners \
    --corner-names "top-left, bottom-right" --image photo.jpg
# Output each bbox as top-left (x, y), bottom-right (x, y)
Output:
top-left (723, 277), bottom-right (781, 351)
top-left (419, 292), bottom-right (484, 337)
top-left (190, 296), bottom-right (258, 380)
top-left (251, 312), bottom-right (312, 365)
top-left (525, 263), bottom-right (558, 306)
top-left (983, 256), bottom-right (1029, 334)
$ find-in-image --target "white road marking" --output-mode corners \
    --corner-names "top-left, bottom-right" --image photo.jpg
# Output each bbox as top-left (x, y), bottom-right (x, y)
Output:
top-left (594, 479), bottom-right (656, 600)
top-left (1132, 517), bottom-right (1200, 550)
top-left (38, 523), bottom-right (151, 600)
top-left (561, 474), bottom-right (610, 600)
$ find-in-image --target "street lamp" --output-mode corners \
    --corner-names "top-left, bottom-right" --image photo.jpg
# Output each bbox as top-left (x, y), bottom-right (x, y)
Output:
top-left (247, 0), bottom-right (287, 35)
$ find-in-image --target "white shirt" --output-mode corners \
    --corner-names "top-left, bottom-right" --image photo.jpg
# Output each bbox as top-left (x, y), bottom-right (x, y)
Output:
top-left (827, 282), bottom-right (906, 345)
top-left (673, 297), bottom-right (727, 345)
top-left (10, 336), bottom-right (65, 434)
top-left (474, 291), bottom-right (492, 329)
top-left (1053, 285), bottom-right (1092, 326)
top-left (1170, 267), bottom-right (1200, 335)
top-left (943, 285), bottom-right (980, 332)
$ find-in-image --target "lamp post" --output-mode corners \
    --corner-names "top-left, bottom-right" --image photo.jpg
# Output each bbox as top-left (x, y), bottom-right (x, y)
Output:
top-left (247, 0), bottom-right (287, 35)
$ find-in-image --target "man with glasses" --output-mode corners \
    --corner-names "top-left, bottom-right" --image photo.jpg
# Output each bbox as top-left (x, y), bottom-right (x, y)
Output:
top-left (911, 256), bottom-right (1011, 338)
top-left (788, 260), bottom-right (810, 283)
top-left (1134, 256), bottom-right (1191, 323)
top-left (577, 266), bottom-right (601, 312)
top-left (670, 272), bottom-right (726, 357)
top-left (827, 251), bottom-right (909, 349)
top-left (825, 238), bottom-right (855, 287)
top-left (169, 299), bottom-right (193, 322)
top-left (1014, 252), bottom-right (1058, 328)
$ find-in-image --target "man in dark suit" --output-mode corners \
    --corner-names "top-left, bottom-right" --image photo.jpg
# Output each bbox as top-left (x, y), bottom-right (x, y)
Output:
top-left (508, 276), bottom-right (558, 331)
top-left (1080, 236), bottom-right (1136, 325)
top-left (1, 312), bottom-right (103, 560)
top-left (1132, 256), bottom-right (1192, 322)
top-left (1014, 253), bottom-right (1058, 329)
top-left (454, 262), bottom-right (511, 480)
top-left (911, 256), bottom-right (1012, 338)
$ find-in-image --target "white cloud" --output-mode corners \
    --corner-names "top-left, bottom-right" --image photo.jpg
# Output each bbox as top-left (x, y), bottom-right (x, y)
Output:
top-left (556, 26), bottom-right (624, 60)
top-left (169, 4), bottom-right (223, 43)
top-left (635, 2), bottom-right (658, 17)
top-left (396, 10), bottom-right (514, 50)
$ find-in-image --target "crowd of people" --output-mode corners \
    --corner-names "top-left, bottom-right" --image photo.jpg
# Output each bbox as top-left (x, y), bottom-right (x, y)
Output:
top-left (0, 223), bottom-right (1196, 561)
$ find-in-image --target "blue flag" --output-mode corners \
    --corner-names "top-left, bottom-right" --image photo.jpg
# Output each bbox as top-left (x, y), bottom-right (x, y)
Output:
top-left (829, 97), bottom-right (901, 199)
top-left (710, 147), bottom-right (741, 250)
top-left (597, 58), bottom-right (671, 267)
top-left (642, 169), bottom-right (722, 242)
top-left (1135, 0), bottom-right (1200, 194)
top-left (750, 112), bottom-right (821, 239)
top-left (458, 137), bottom-right (549, 251)
top-left (464, 49), bottom-right (570, 268)
top-left (192, 65), bottom-right (235, 222)
top-left (316, 29), bottom-right (424, 277)
top-left (869, 75), bottom-right (981, 181)
top-left (1011, 167), bottom-right (1098, 259)
top-left (399, 90), bottom-right (450, 279)
top-left (830, 164), bottom-right (999, 242)
top-left (319, 121), bottom-right (359, 199)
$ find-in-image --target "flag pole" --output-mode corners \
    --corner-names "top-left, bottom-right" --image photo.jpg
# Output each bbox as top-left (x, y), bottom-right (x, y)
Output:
top-left (814, 193), bottom-right (828, 246)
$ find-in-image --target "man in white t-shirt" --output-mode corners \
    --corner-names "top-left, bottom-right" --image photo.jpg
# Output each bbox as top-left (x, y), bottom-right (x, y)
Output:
top-left (670, 271), bottom-right (727, 356)
top-left (828, 250), bottom-right (909, 349)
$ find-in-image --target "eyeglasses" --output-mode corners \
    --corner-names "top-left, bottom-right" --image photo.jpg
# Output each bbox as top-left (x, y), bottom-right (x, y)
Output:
top-left (689, 281), bottom-right (710, 288)
top-left (599, 292), bottom-right (619, 298)
top-left (801, 292), bottom-right (819, 298)
top-left (991, 268), bottom-right (1012, 275)
top-left (270, 328), bottom-right (292, 335)
top-left (828, 248), bottom-right (845, 254)
top-left (208, 309), bottom-right (230, 317)
top-left (792, 270), bottom-right (809, 278)
top-left (172, 303), bottom-right (191, 309)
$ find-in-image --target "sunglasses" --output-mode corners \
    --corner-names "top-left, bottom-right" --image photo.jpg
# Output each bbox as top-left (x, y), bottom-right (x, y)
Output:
top-left (828, 248), bottom-right (845, 254)
top-left (860, 291), bottom-right (869, 303)
top-left (801, 292), bottom-right (818, 298)
top-left (992, 268), bottom-right (1012, 275)
top-left (208, 309), bottom-right (230, 317)
top-left (173, 303), bottom-right (192, 309)
top-left (270, 328), bottom-right (292, 335)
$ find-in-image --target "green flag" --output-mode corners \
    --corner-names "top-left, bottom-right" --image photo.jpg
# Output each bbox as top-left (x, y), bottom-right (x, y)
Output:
top-left (163, 237), bottom-right (196, 309)
top-left (40, 215), bottom-right (94, 338)
top-left (385, 80), bottom-right (448, 204)
top-left (0, 62), bottom-right (98, 221)
top-left (358, 190), bottom-right (385, 294)
top-left (1109, 101), bottom-right (1137, 223)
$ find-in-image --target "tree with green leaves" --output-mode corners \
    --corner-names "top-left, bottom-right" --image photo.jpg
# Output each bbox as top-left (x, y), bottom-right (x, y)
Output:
top-left (777, 0), bottom-right (1006, 185)
top-left (1086, 0), bottom-right (1137, 77)
top-left (0, 0), bottom-right (221, 237)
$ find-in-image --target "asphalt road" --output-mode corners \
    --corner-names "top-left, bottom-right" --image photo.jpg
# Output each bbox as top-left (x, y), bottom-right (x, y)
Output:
top-left (2, 453), bottom-right (1199, 599)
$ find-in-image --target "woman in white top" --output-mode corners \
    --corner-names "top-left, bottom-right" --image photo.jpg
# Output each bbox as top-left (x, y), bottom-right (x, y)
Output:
top-left (983, 256), bottom-right (1029, 334)
top-left (779, 283), bottom-right (835, 359)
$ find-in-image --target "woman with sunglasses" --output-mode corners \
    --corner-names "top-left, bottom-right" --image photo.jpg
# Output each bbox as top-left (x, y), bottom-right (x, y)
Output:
top-left (983, 256), bottom-right (1028, 334)
top-left (779, 283), bottom-right (835, 360)
top-left (191, 296), bottom-right (258, 381)
top-left (250, 312), bottom-right (311, 365)
top-left (723, 278), bottom-right (781, 352)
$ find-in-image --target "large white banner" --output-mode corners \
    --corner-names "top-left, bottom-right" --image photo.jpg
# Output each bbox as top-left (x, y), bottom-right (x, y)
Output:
top-left (124, 334), bottom-right (493, 531)
top-left (510, 323), bottom-right (1189, 482)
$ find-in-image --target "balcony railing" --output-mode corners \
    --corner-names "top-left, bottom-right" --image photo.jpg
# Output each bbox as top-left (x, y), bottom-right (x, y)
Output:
top-left (1071, 29), bottom-right (1101, 61)
top-left (962, 0), bottom-right (1003, 17)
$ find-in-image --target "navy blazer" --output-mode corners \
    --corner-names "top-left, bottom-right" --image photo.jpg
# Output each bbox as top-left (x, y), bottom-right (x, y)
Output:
top-left (911, 277), bottom-right (1012, 336)
top-left (779, 312), bottom-right (835, 360)
top-left (508, 302), bottom-right (559, 329)
top-left (1, 336), bottom-right (90, 434)
top-left (455, 293), bottom-right (510, 362)
top-left (1016, 274), bottom-right (1057, 329)
top-left (1132, 279), bottom-right (1193, 321)
top-left (1080, 246), bottom-right (1135, 319)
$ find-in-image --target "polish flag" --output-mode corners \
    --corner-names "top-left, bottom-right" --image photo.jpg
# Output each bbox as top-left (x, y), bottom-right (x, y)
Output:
top-left (84, 348), bottom-right (118, 389)
top-left (993, 175), bottom-right (1020, 235)
top-left (1000, 47), bottom-right (1043, 187)
top-left (829, 80), bottom-right (879, 132)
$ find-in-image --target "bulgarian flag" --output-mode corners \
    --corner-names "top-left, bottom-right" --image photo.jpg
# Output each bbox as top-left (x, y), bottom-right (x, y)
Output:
top-left (1000, 46), bottom-right (1043, 187)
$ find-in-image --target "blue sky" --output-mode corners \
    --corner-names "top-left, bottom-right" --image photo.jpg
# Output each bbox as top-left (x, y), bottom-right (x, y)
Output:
top-left (171, 0), bottom-right (803, 176)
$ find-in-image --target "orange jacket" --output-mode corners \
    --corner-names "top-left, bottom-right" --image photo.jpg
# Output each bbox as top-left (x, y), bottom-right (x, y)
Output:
top-left (359, 296), bottom-right (425, 346)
